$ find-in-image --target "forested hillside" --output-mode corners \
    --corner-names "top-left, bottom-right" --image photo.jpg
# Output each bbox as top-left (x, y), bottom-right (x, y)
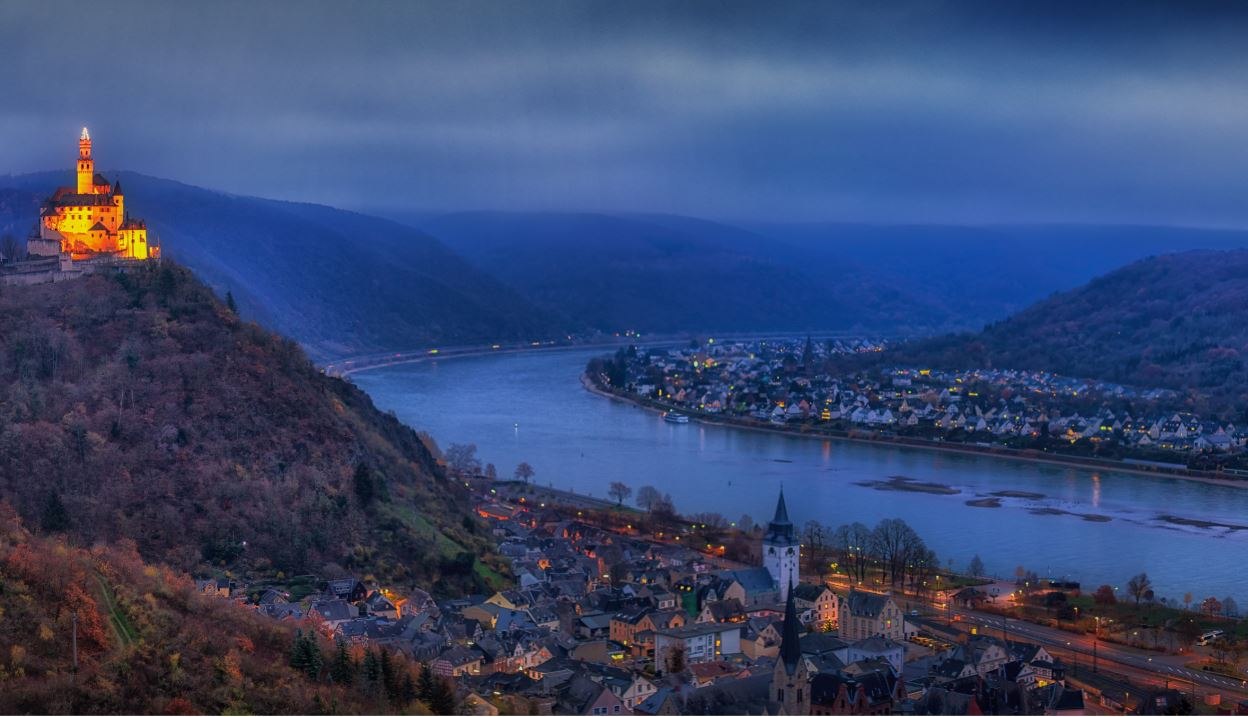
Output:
top-left (0, 506), bottom-right (440, 714)
top-left (0, 174), bottom-right (567, 359)
top-left (868, 250), bottom-right (1248, 418)
top-left (0, 264), bottom-right (506, 594)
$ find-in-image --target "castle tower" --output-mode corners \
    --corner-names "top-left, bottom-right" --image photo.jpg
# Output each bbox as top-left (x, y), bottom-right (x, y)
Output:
top-left (764, 488), bottom-right (800, 601)
top-left (76, 127), bottom-right (94, 194)
top-left (772, 581), bottom-right (811, 714)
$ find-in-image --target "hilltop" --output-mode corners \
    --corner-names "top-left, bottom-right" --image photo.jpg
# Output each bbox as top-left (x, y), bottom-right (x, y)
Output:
top-left (0, 173), bottom-right (567, 359)
top-left (0, 263), bottom-right (506, 594)
top-left (866, 250), bottom-right (1248, 417)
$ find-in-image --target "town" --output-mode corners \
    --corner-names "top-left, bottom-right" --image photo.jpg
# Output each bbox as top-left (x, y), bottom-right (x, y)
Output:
top-left (586, 338), bottom-right (1248, 475)
top-left (192, 474), bottom-right (1248, 715)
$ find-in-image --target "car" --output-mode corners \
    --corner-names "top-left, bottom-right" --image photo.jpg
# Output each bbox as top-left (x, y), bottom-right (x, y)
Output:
top-left (1197, 630), bottom-right (1224, 646)
top-left (909, 609), bottom-right (920, 616)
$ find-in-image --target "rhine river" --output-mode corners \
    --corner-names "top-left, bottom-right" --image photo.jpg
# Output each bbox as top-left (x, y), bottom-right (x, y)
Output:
top-left (352, 348), bottom-right (1248, 603)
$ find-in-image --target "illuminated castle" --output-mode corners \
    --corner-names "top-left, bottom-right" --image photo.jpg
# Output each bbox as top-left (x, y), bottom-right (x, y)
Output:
top-left (31, 128), bottom-right (156, 261)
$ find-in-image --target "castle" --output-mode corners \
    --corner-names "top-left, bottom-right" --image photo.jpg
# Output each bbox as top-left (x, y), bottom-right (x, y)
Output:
top-left (29, 128), bottom-right (156, 261)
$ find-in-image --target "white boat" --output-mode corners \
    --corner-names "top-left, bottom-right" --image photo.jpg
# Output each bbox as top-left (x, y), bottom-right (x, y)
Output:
top-left (664, 412), bottom-right (690, 424)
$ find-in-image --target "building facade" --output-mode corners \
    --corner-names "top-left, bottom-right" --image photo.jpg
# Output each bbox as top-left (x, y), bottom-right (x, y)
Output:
top-left (34, 128), bottom-right (155, 261)
top-left (763, 489), bottom-right (799, 601)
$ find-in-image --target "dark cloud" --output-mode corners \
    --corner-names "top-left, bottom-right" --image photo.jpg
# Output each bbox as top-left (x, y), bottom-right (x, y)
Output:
top-left (1, 0), bottom-right (1246, 225)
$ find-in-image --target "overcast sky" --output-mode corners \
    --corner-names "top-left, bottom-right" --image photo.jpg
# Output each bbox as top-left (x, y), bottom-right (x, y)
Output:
top-left (1, 1), bottom-right (1246, 225)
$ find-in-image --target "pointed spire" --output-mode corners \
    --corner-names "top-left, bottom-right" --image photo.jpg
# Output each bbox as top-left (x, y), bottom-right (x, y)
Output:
top-left (780, 579), bottom-right (802, 675)
top-left (772, 487), bottom-right (791, 526)
top-left (81, 126), bottom-right (90, 141)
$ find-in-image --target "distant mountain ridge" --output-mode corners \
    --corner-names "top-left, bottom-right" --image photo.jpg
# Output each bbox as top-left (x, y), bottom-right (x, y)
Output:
top-left (867, 249), bottom-right (1248, 417)
top-left (0, 172), bottom-right (566, 360)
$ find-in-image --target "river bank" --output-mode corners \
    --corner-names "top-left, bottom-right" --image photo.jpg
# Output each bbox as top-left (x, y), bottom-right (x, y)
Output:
top-left (581, 373), bottom-right (1248, 492)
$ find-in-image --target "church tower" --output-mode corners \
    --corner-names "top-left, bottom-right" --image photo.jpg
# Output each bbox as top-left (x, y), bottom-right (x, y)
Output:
top-left (764, 488), bottom-right (799, 601)
top-left (772, 581), bottom-right (811, 715)
top-left (76, 127), bottom-right (94, 194)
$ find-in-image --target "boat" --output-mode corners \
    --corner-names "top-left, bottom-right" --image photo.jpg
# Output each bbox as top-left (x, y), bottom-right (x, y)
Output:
top-left (664, 412), bottom-right (690, 424)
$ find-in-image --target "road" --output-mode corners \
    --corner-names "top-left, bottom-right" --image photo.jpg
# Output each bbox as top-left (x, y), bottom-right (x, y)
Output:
top-left (947, 603), bottom-right (1248, 701)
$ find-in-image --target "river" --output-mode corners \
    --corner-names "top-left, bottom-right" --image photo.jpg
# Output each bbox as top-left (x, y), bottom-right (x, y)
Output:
top-left (351, 348), bottom-right (1248, 604)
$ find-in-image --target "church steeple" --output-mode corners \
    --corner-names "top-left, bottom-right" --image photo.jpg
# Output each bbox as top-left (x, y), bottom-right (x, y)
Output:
top-left (763, 487), bottom-right (800, 601)
top-left (765, 488), bottom-right (794, 543)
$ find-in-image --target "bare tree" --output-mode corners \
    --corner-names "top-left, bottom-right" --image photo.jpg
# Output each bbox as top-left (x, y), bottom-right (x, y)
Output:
top-left (635, 485), bottom-right (662, 511)
top-left (608, 481), bottom-right (632, 507)
top-left (968, 555), bottom-right (986, 577)
top-left (0, 233), bottom-right (23, 264)
top-left (802, 520), bottom-right (827, 579)
top-left (1127, 573), bottom-right (1152, 607)
top-left (444, 443), bottom-right (481, 475)
top-left (513, 462), bottom-right (535, 483)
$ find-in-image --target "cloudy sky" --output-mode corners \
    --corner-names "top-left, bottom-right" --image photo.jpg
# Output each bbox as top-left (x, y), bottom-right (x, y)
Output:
top-left (1, 1), bottom-right (1246, 225)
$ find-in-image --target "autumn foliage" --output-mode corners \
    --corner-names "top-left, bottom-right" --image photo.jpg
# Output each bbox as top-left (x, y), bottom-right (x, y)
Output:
top-left (0, 263), bottom-right (506, 593)
top-left (0, 503), bottom-right (442, 714)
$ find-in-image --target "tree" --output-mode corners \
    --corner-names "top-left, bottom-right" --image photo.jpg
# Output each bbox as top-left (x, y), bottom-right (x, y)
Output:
top-left (1223, 596), bottom-right (1239, 618)
top-left (1093, 585), bottom-right (1117, 606)
top-left (802, 521), bottom-right (827, 578)
top-left (651, 492), bottom-right (676, 518)
top-left (225, 290), bottom-right (238, 314)
top-left (636, 485), bottom-right (662, 511)
top-left (968, 555), bottom-right (985, 577)
top-left (1127, 573), bottom-right (1152, 606)
top-left (664, 644), bottom-right (686, 675)
top-left (514, 462), bottom-right (535, 483)
top-left (329, 641), bottom-right (355, 685)
top-left (1200, 596), bottom-right (1222, 617)
top-left (608, 481), bottom-right (632, 507)
top-left (0, 233), bottom-right (22, 264)
top-left (484, 463), bottom-right (498, 480)
top-left (1183, 592), bottom-right (1193, 610)
top-left (353, 463), bottom-right (375, 506)
top-left (289, 630), bottom-right (323, 679)
top-left (445, 443), bottom-right (482, 475)
top-left (40, 491), bottom-right (70, 533)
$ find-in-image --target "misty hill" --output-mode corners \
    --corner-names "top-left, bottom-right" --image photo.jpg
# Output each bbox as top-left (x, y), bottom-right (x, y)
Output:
top-left (745, 222), bottom-right (1248, 326)
top-left (412, 211), bottom-right (1248, 337)
top-left (872, 250), bottom-right (1248, 417)
top-left (416, 211), bottom-right (957, 335)
top-left (0, 264), bottom-right (505, 594)
top-left (0, 173), bottom-right (565, 359)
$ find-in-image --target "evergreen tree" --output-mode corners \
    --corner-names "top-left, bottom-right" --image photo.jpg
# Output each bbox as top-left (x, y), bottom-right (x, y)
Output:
top-left (353, 463), bottom-right (375, 506)
top-left (400, 672), bottom-right (417, 705)
top-left (379, 648), bottom-right (398, 699)
top-left (329, 641), bottom-right (356, 686)
top-left (40, 491), bottom-right (70, 533)
top-left (225, 290), bottom-right (238, 314)
top-left (289, 631), bottom-right (323, 680)
top-left (429, 674), bottom-right (456, 714)
top-left (417, 665), bottom-right (437, 702)
top-left (362, 648), bottom-right (381, 684)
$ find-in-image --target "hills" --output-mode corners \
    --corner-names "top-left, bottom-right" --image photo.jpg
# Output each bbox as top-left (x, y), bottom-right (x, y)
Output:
top-left (416, 211), bottom-right (958, 335)
top-left (410, 211), bottom-right (1248, 338)
top-left (865, 250), bottom-right (1248, 418)
top-left (0, 509), bottom-right (431, 713)
top-left (0, 263), bottom-right (505, 594)
top-left (0, 173), bottom-right (565, 360)
top-left (9, 167), bottom-right (1248, 359)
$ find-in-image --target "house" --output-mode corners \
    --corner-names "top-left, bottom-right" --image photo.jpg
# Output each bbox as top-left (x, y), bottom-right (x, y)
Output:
top-left (431, 645), bottom-right (486, 677)
top-left (793, 583), bottom-right (838, 630)
top-left (837, 591), bottom-right (904, 641)
top-left (634, 687), bottom-right (681, 716)
top-left (363, 591), bottom-right (400, 619)
top-left (808, 668), bottom-right (906, 715)
top-left (847, 636), bottom-right (905, 674)
top-left (309, 599), bottom-right (358, 630)
top-left (653, 622), bottom-right (743, 669)
top-left (697, 597), bottom-right (747, 624)
top-left (321, 578), bottom-right (367, 603)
